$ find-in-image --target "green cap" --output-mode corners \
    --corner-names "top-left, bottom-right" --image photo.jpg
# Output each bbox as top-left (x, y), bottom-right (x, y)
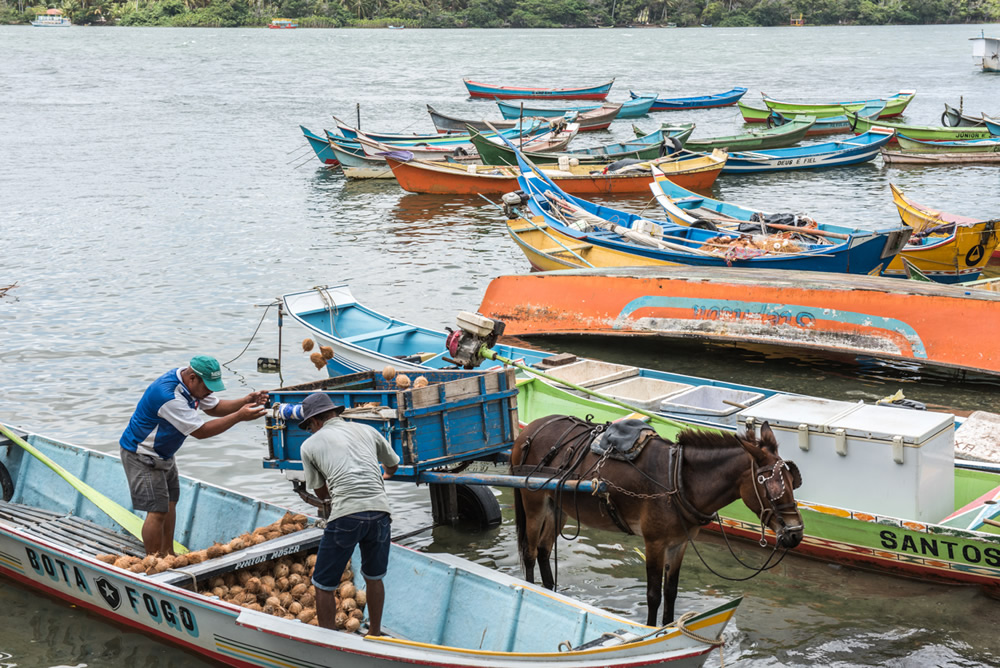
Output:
top-left (190, 355), bottom-right (225, 392)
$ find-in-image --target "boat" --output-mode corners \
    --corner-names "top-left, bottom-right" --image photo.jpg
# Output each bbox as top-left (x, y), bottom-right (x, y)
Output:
top-left (496, 96), bottom-right (656, 120)
top-left (720, 127), bottom-right (894, 174)
top-left (941, 102), bottom-right (987, 127)
top-left (738, 101), bottom-right (886, 136)
top-left (0, 422), bottom-right (741, 667)
top-left (300, 125), bottom-right (340, 166)
top-left (507, 153), bottom-right (908, 276)
top-left (513, 377), bottom-right (1000, 597)
top-left (882, 133), bottom-right (1000, 164)
top-left (679, 115), bottom-right (815, 152)
top-left (354, 123), bottom-right (579, 161)
top-left (761, 90), bottom-right (916, 119)
top-left (30, 9), bottom-right (71, 25)
top-left (628, 87), bottom-right (748, 111)
top-left (463, 78), bottom-right (615, 100)
top-left (881, 183), bottom-right (1000, 283)
top-left (387, 24), bottom-right (404, 29)
top-left (428, 104), bottom-right (617, 133)
top-left (382, 148), bottom-right (727, 196)
top-left (881, 149), bottom-right (1000, 165)
top-left (333, 115), bottom-right (548, 146)
top-left (470, 123), bottom-right (693, 166)
top-left (268, 17), bottom-right (297, 28)
top-left (895, 133), bottom-right (1000, 154)
top-left (984, 115), bottom-right (1000, 136)
top-left (326, 138), bottom-right (396, 179)
top-left (971, 33), bottom-right (1000, 72)
top-left (845, 111), bottom-right (993, 141)
top-left (477, 265), bottom-right (1000, 377)
top-left (281, 285), bottom-right (807, 429)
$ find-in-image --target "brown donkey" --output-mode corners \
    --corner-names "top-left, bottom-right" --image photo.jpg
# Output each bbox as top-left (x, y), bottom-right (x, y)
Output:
top-left (512, 415), bottom-right (803, 626)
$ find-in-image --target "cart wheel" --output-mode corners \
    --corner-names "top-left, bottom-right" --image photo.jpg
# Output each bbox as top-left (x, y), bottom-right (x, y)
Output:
top-left (0, 461), bottom-right (13, 502)
top-left (454, 484), bottom-right (502, 529)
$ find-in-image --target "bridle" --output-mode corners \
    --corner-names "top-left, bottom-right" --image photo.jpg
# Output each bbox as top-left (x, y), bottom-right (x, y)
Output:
top-left (749, 456), bottom-right (803, 547)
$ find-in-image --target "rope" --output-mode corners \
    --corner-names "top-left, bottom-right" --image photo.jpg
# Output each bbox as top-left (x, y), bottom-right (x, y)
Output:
top-left (222, 302), bottom-right (273, 366)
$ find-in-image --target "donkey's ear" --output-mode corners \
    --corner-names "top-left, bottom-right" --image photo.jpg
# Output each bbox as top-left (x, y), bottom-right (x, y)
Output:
top-left (786, 460), bottom-right (803, 489)
top-left (738, 428), bottom-right (765, 461)
top-left (757, 421), bottom-right (778, 455)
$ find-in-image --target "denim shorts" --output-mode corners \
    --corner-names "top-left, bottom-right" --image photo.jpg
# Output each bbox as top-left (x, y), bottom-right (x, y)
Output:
top-left (311, 511), bottom-right (391, 590)
top-left (121, 448), bottom-right (179, 513)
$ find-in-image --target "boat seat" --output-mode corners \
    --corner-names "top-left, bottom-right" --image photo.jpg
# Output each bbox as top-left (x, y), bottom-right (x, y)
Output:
top-left (673, 196), bottom-right (705, 209)
top-left (344, 325), bottom-right (417, 344)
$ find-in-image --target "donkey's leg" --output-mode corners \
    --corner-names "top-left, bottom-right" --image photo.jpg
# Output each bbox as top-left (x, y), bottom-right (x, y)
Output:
top-left (535, 497), bottom-right (563, 590)
top-left (661, 543), bottom-right (689, 625)
top-left (643, 539), bottom-right (668, 627)
top-left (519, 490), bottom-right (554, 585)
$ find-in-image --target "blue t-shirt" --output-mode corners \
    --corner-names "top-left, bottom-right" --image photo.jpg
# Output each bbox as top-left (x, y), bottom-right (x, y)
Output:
top-left (120, 368), bottom-right (219, 460)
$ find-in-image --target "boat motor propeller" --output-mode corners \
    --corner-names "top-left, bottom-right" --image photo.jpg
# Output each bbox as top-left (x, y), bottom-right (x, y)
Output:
top-left (444, 312), bottom-right (506, 368)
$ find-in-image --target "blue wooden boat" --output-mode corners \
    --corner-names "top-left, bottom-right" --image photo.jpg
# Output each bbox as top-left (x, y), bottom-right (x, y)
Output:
top-left (628, 87), bottom-right (748, 111)
top-left (463, 77), bottom-right (615, 100)
top-left (496, 95), bottom-right (656, 120)
top-left (280, 285), bottom-right (807, 429)
top-left (507, 149), bottom-right (910, 276)
top-left (721, 127), bottom-right (895, 174)
top-left (0, 421), bottom-right (740, 667)
top-left (984, 115), bottom-right (1000, 136)
top-left (300, 125), bottom-right (340, 166)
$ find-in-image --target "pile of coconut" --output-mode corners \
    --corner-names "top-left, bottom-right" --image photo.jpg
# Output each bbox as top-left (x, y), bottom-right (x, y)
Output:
top-left (381, 364), bottom-right (428, 390)
top-left (197, 554), bottom-right (365, 631)
top-left (95, 512), bottom-right (309, 575)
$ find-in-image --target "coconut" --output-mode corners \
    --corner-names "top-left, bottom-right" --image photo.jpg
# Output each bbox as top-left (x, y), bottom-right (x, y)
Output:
top-left (220, 543), bottom-right (234, 555)
top-left (355, 590), bottom-right (367, 609)
top-left (287, 601), bottom-right (303, 616)
top-left (237, 571), bottom-right (252, 586)
top-left (306, 554), bottom-right (317, 569)
top-left (228, 537), bottom-right (247, 552)
top-left (262, 603), bottom-right (277, 615)
top-left (287, 574), bottom-right (303, 588)
top-left (382, 365), bottom-right (397, 381)
top-left (173, 555), bottom-right (189, 568)
top-left (341, 598), bottom-right (357, 613)
top-left (395, 374), bottom-right (411, 389)
top-left (280, 523), bottom-right (299, 535)
top-left (160, 555), bottom-right (177, 569)
top-left (276, 576), bottom-right (290, 592)
top-left (290, 582), bottom-right (308, 598)
top-left (278, 592), bottom-right (294, 608)
top-left (212, 587), bottom-right (227, 598)
top-left (261, 575), bottom-right (276, 589)
top-left (265, 596), bottom-right (282, 608)
top-left (152, 559), bottom-right (171, 574)
top-left (250, 534), bottom-right (267, 545)
top-left (141, 555), bottom-right (158, 569)
top-left (340, 569), bottom-right (353, 583)
top-left (96, 554), bottom-right (117, 564)
top-left (206, 544), bottom-right (225, 559)
top-left (334, 611), bottom-right (348, 629)
top-left (245, 577), bottom-right (261, 594)
top-left (349, 608), bottom-right (364, 621)
top-left (223, 573), bottom-right (237, 587)
top-left (128, 563), bottom-right (145, 573)
top-left (308, 617), bottom-right (319, 626)
top-left (302, 338), bottom-right (315, 352)
top-left (291, 513), bottom-right (308, 524)
top-left (265, 530), bottom-right (282, 541)
top-left (310, 352), bottom-right (326, 370)
top-left (319, 346), bottom-right (334, 360)
top-left (299, 593), bottom-right (315, 608)
top-left (229, 585), bottom-right (244, 597)
top-left (290, 563), bottom-right (306, 576)
top-left (186, 551), bottom-right (206, 564)
top-left (113, 556), bottom-right (132, 569)
top-left (209, 576), bottom-right (225, 589)
top-left (338, 582), bottom-right (356, 599)
top-left (345, 617), bottom-right (361, 633)
top-left (413, 376), bottom-right (429, 389)
top-left (298, 608), bottom-right (316, 624)
top-left (274, 563), bottom-right (290, 579)
top-left (252, 526), bottom-right (271, 537)
top-left (247, 602), bottom-right (263, 612)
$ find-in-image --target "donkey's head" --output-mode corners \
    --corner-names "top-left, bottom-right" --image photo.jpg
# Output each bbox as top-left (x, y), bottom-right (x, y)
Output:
top-left (737, 422), bottom-right (803, 549)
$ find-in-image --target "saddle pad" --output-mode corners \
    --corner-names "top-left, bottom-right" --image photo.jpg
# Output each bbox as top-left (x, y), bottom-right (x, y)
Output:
top-left (590, 419), bottom-right (655, 461)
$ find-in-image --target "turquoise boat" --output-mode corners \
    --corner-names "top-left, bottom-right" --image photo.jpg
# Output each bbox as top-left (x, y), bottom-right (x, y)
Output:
top-left (496, 95), bottom-right (657, 120)
top-left (300, 125), bottom-right (340, 166)
top-left (463, 77), bottom-right (615, 100)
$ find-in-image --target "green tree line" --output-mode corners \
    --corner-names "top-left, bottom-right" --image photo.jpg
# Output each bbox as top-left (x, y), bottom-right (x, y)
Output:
top-left (4, 0), bottom-right (1000, 28)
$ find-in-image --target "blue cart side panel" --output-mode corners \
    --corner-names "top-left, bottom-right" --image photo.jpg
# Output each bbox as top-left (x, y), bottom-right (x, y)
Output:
top-left (263, 369), bottom-right (519, 478)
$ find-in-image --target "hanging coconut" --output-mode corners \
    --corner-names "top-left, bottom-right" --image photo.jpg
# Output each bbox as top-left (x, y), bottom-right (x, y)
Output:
top-left (310, 352), bottom-right (326, 370)
top-left (319, 346), bottom-right (334, 360)
top-left (302, 338), bottom-right (315, 352)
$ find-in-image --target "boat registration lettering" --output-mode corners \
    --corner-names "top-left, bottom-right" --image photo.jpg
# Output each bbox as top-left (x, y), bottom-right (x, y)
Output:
top-left (123, 585), bottom-right (200, 637)
top-left (878, 530), bottom-right (1000, 566)
top-left (234, 545), bottom-right (299, 570)
top-left (692, 304), bottom-right (815, 328)
top-left (24, 547), bottom-right (92, 595)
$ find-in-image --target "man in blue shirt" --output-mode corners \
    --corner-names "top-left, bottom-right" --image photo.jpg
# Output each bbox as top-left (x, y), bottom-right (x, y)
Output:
top-left (120, 355), bottom-right (268, 555)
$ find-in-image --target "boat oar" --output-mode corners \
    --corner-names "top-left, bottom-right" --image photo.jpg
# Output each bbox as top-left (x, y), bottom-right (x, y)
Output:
top-left (0, 423), bottom-right (188, 554)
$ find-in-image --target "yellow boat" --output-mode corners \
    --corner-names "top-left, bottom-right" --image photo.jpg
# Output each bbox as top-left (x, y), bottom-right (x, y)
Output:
top-left (506, 215), bottom-right (680, 271)
top-left (883, 183), bottom-right (1000, 283)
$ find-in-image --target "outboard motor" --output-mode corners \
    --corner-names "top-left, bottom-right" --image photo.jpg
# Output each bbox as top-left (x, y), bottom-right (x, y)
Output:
top-left (444, 312), bottom-right (506, 369)
top-left (501, 190), bottom-right (530, 219)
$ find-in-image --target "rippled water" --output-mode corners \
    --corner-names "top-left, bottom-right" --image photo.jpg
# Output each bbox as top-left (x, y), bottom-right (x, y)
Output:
top-left (2, 23), bottom-right (1000, 667)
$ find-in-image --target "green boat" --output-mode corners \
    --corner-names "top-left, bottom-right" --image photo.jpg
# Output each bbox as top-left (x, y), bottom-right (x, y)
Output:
top-left (670, 115), bottom-right (815, 152)
top-left (846, 111), bottom-right (994, 141)
top-left (469, 123), bottom-right (694, 166)
top-left (516, 375), bottom-right (1000, 596)
top-left (762, 89), bottom-right (916, 119)
top-left (895, 133), bottom-right (1000, 153)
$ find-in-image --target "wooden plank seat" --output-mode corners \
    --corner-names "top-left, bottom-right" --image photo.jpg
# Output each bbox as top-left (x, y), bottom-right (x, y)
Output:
top-left (343, 325), bottom-right (417, 344)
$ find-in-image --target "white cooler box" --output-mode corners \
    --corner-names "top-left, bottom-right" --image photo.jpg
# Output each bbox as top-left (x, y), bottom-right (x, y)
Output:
top-left (738, 395), bottom-right (955, 523)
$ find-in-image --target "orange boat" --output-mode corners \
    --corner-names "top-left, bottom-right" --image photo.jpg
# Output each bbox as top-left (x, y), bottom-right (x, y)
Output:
top-left (383, 149), bottom-right (727, 196)
top-left (477, 266), bottom-right (1000, 377)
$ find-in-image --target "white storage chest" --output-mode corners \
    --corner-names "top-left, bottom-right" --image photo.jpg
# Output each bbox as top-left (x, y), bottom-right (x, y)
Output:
top-left (738, 395), bottom-right (955, 523)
